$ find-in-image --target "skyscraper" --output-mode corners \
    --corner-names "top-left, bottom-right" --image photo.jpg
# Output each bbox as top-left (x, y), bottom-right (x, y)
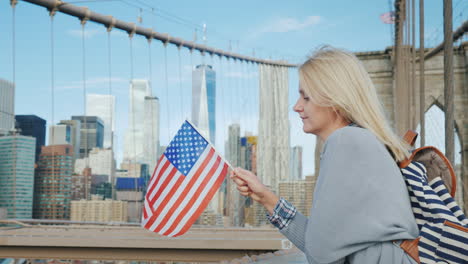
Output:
top-left (58, 119), bottom-right (81, 161)
top-left (144, 96), bottom-right (159, 168)
top-left (225, 124), bottom-right (243, 226)
top-left (0, 135), bottom-right (36, 219)
top-left (34, 144), bottom-right (73, 219)
top-left (74, 147), bottom-right (116, 183)
top-left (86, 94), bottom-right (115, 149)
top-left (192, 64), bottom-right (216, 145)
top-left (123, 80), bottom-right (159, 168)
top-left (49, 124), bottom-right (71, 145)
top-left (71, 116), bottom-right (104, 158)
top-left (15, 115), bottom-right (46, 161)
top-left (290, 146), bottom-right (303, 180)
top-left (0, 79), bottom-right (15, 136)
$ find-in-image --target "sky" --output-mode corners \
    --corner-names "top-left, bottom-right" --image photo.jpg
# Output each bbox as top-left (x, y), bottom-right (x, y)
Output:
top-left (0, 0), bottom-right (465, 177)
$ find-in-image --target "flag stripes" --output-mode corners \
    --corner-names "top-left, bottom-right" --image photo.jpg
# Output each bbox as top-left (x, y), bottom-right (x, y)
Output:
top-left (142, 120), bottom-right (229, 237)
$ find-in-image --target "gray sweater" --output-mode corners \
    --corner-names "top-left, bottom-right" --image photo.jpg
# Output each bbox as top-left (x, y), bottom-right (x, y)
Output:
top-left (280, 126), bottom-right (419, 264)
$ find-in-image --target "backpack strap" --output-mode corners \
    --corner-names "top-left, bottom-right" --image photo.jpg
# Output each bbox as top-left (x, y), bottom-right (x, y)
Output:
top-left (403, 130), bottom-right (418, 147)
top-left (399, 130), bottom-right (457, 197)
top-left (398, 130), bottom-right (418, 168)
top-left (399, 238), bottom-right (421, 263)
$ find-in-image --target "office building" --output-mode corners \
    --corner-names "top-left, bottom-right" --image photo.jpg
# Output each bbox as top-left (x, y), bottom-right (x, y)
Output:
top-left (0, 79), bottom-right (15, 135)
top-left (74, 147), bottom-right (116, 183)
top-left (115, 177), bottom-right (145, 223)
top-left (279, 176), bottom-right (316, 217)
top-left (33, 145), bottom-right (73, 219)
top-left (290, 146), bottom-right (303, 180)
top-left (71, 116), bottom-right (104, 158)
top-left (0, 136), bottom-right (36, 218)
top-left (123, 80), bottom-right (159, 168)
top-left (86, 94), bottom-right (115, 149)
top-left (58, 119), bottom-right (81, 161)
top-left (71, 195), bottom-right (127, 222)
top-left (49, 124), bottom-right (71, 145)
top-left (192, 64), bottom-right (216, 145)
top-left (15, 115), bottom-right (46, 161)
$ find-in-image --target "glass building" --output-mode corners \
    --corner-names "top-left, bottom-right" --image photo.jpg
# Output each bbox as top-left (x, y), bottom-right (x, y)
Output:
top-left (123, 80), bottom-right (159, 168)
top-left (0, 135), bottom-right (36, 219)
top-left (58, 119), bottom-right (81, 162)
top-left (49, 124), bottom-right (71, 145)
top-left (0, 79), bottom-right (15, 136)
top-left (15, 115), bottom-right (46, 161)
top-left (192, 64), bottom-right (216, 145)
top-left (33, 144), bottom-right (73, 220)
top-left (71, 116), bottom-right (104, 158)
top-left (86, 94), bottom-right (115, 149)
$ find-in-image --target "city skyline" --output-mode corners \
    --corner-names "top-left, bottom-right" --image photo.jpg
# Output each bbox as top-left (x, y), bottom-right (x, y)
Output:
top-left (2, 0), bottom-right (454, 177)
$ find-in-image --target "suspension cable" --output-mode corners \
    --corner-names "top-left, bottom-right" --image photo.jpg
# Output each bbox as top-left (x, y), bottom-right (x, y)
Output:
top-left (80, 16), bottom-right (89, 200)
top-left (50, 6), bottom-right (57, 218)
top-left (419, 0), bottom-right (425, 146)
top-left (128, 31), bottom-right (139, 221)
top-left (147, 38), bottom-right (157, 169)
top-left (178, 46), bottom-right (184, 121)
top-left (106, 22), bottom-right (114, 198)
top-left (10, 0), bottom-right (18, 218)
top-left (163, 43), bottom-right (170, 144)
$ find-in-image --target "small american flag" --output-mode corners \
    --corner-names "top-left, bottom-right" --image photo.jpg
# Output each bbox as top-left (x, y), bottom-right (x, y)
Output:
top-left (141, 120), bottom-right (229, 237)
top-left (380, 11), bottom-right (395, 24)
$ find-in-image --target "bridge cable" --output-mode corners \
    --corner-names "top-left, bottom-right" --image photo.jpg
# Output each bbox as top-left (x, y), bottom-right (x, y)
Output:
top-left (178, 46), bottom-right (184, 122)
top-left (79, 13), bottom-right (90, 201)
top-left (163, 43), bottom-right (170, 147)
top-left (209, 53), bottom-right (215, 145)
top-left (227, 58), bottom-right (233, 126)
top-left (50, 7), bottom-right (57, 218)
top-left (10, 0), bottom-right (17, 218)
top-left (107, 20), bottom-right (114, 199)
top-left (128, 27), bottom-right (139, 221)
top-left (147, 35), bottom-right (156, 179)
top-left (419, 0), bottom-right (425, 146)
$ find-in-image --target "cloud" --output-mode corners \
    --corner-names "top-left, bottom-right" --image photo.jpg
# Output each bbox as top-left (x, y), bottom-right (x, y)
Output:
top-left (258, 16), bottom-right (322, 34)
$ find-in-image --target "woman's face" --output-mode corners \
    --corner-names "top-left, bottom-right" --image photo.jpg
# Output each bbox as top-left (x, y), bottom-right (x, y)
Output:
top-left (293, 87), bottom-right (338, 137)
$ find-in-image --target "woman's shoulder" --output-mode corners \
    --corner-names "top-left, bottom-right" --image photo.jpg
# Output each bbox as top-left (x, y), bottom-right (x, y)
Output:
top-left (321, 126), bottom-right (388, 161)
top-left (327, 126), bottom-right (380, 148)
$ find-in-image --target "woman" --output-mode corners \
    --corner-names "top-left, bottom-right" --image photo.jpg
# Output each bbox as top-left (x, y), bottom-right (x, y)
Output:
top-left (231, 46), bottom-right (419, 264)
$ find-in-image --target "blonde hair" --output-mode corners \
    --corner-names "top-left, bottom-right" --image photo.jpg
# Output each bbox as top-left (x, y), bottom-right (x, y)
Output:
top-left (299, 46), bottom-right (410, 162)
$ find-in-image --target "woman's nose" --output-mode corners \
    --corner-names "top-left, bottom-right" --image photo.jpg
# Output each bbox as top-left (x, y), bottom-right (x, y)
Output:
top-left (293, 101), bottom-right (302, 112)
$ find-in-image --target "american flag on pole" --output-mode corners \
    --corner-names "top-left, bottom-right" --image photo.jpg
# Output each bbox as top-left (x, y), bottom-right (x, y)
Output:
top-left (141, 120), bottom-right (229, 237)
top-left (380, 11), bottom-right (395, 24)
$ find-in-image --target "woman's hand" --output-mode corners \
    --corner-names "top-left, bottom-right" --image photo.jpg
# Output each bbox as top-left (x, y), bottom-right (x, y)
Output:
top-left (230, 167), bottom-right (279, 214)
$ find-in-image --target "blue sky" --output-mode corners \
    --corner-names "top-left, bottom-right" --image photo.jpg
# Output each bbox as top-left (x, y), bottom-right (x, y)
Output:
top-left (0, 0), bottom-right (465, 177)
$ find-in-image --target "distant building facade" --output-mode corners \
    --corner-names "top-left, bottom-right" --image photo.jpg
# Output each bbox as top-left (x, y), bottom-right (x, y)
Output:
top-left (86, 94), bottom-right (115, 149)
top-left (290, 146), bottom-right (303, 180)
top-left (0, 135), bottom-right (36, 219)
top-left (15, 115), bottom-right (46, 161)
top-left (0, 79), bottom-right (15, 135)
top-left (192, 64), bottom-right (216, 144)
top-left (58, 119), bottom-right (81, 161)
top-left (71, 116), bottom-right (104, 158)
top-left (33, 145), bottom-right (73, 219)
top-left (74, 147), bottom-right (116, 183)
top-left (71, 195), bottom-right (127, 222)
top-left (123, 80), bottom-right (159, 168)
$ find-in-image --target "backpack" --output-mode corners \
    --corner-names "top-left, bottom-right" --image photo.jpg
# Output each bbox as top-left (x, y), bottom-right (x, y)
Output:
top-left (398, 130), bottom-right (468, 264)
